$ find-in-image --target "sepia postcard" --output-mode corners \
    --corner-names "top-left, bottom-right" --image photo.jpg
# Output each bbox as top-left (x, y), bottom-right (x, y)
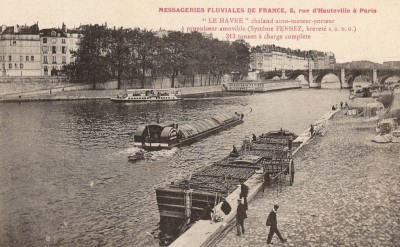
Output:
top-left (0, 0), bottom-right (399, 246)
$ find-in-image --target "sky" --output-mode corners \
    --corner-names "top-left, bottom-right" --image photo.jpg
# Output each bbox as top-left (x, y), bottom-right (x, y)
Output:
top-left (1, 0), bottom-right (399, 63)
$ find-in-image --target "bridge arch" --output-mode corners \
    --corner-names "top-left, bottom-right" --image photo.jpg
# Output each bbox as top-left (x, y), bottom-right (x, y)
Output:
top-left (286, 70), bottom-right (310, 83)
top-left (313, 71), bottom-right (342, 88)
top-left (260, 71), bottom-right (282, 80)
top-left (378, 71), bottom-right (400, 85)
top-left (345, 70), bottom-right (372, 87)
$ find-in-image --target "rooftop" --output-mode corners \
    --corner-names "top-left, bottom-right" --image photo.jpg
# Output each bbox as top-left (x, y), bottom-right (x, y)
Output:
top-left (0, 24), bottom-right (39, 35)
top-left (39, 28), bottom-right (67, 38)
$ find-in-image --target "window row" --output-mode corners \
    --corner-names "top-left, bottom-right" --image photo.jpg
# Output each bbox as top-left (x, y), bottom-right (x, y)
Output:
top-left (43, 56), bottom-right (67, 64)
top-left (2, 63), bottom-right (25, 69)
top-left (0, 55), bottom-right (35, 62)
top-left (0, 55), bottom-right (67, 64)
top-left (43, 66), bottom-right (61, 76)
top-left (42, 46), bottom-right (67, 54)
top-left (42, 38), bottom-right (66, 44)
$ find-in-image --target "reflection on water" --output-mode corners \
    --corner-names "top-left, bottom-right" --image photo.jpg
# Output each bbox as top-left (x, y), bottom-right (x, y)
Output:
top-left (0, 89), bottom-right (348, 247)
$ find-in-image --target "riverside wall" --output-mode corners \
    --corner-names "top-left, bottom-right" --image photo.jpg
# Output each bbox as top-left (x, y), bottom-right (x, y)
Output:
top-left (0, 74), bottom-right (231, 101)
top-left (0, 84), bottom-right (227, 102)
top-left (170, 109), bottom-right (341, 247)
top-left (0, 78), bottom-right (302, 102)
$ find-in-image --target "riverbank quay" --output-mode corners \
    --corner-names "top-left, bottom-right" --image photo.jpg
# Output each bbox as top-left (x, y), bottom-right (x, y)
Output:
top-left (0, 85), bottom-right (226, 102)
top-left (215, 111), bottom-right (400, 246)
top-left (170, 110), bottom-right (341, 247)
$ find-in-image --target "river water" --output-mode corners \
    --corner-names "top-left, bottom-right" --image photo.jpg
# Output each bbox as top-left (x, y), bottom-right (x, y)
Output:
top-left (0, 88), bottom-right (348, 247)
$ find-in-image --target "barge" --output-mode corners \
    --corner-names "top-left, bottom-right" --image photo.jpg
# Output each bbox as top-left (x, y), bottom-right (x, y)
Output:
top-left (155, 130), bottom-right (299, 237)
top-left (227, 80), bottom-right (301, 92)
top-left (133, 113), bottom-right (244, 151)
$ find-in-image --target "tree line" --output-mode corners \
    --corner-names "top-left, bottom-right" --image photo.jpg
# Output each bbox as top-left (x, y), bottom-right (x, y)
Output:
top-left (64, 24), bottom-right (250, 89)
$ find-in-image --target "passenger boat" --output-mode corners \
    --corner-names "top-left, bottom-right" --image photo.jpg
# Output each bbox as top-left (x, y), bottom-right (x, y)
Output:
top-left (155, 130), bottom-right (299, 238)
top-left (133, 113), bottom-right (244, 151)
top-left (110, 89), bottom-right (183, 102)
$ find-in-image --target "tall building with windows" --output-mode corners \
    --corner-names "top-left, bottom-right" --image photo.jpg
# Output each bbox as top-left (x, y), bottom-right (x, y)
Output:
top-left (39, 24), bottom-right (69, 76)
top-left (66, 24), bottom-right (86, 64)
top-left (0, 23), bottom-right (84, 77)
top-left (0, 23), bottom-right (42, 76)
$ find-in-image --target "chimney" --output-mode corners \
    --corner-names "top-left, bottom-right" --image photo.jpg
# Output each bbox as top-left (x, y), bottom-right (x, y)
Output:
top-left (62, 22), bottom-right (67, 32)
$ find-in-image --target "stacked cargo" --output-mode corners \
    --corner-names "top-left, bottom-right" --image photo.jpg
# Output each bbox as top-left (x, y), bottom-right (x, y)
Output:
top-left (155, 130), bottom-right (298, 238)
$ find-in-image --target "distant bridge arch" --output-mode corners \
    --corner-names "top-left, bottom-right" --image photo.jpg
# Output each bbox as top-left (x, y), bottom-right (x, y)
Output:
top-left (378, 71), bottom-right (400, 85)
top-left (260, 71), bottom-right (283, 80)
top-left (312, 70), bottom-right (342, 85)
top-left (257, 68), bottom-right (400, 88)
top-left (286, 70), bottom-right (310, 82)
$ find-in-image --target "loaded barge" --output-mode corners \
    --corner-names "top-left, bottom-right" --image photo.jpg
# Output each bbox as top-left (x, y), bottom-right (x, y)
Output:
top-left (155, 129), bottom-right (299, 238)
top-left (227, 80), bottom-right (302, 92)
top-left (133, 113), bottom-right (244, 151)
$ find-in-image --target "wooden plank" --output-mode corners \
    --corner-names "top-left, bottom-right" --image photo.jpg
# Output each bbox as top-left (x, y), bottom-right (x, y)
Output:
top-left (214, 164), bottom-right (261, 169)
top-left (158, 204), bottom-right (184, 208)
top-left (159, 210), bottom-right (185, 218)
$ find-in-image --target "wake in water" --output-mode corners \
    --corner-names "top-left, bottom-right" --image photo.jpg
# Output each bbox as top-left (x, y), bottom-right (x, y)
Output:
top-left (148, 147), bottom-right (178, 160)
top-left (119, 146), bottom-right (179, 163)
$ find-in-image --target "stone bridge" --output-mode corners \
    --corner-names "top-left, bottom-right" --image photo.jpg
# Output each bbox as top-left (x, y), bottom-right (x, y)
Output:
top-left (259, 69), bottom-right (400, 88)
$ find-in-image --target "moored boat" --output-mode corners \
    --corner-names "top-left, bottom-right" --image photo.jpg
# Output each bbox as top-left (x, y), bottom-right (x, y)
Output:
top-left (133, 112), bottom-right (244, 151)
top-left (226, 80), bottom-right (301, 92)
top-left (155, 130), bottom-right (299, 238)
top-left (110, 89), bottom-right (182, 102)
top-left (349, 85), bottom-right (373, 99)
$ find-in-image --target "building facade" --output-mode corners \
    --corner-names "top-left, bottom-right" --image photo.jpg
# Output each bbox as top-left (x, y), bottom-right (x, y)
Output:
top-left (0, 24), bottom-right (42, 76)
top-left (0, 23), bottom-right (84, 77)
top-left (250, 45), bottom-right (336, 71)
top-left (67, 25), bottom-right (85, 64)
top-left (39, 24), bottom-right (70, 76)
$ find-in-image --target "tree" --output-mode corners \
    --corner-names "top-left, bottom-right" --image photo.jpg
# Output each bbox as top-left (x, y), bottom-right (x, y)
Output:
top-left (131, 29), bottom-right (159, 88)
top-left (211, 40), bottom-right (231, 85)
top-left (106, 27), bottom-right (131, 89)
top-left (181, 32), bottom-right (205, 86)
top-left (160, 31), bottom-right (187, 88)
top-left (230, 40), bottom-right (251, 81)
top-left (64, 24), bottom-right (111, 88)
